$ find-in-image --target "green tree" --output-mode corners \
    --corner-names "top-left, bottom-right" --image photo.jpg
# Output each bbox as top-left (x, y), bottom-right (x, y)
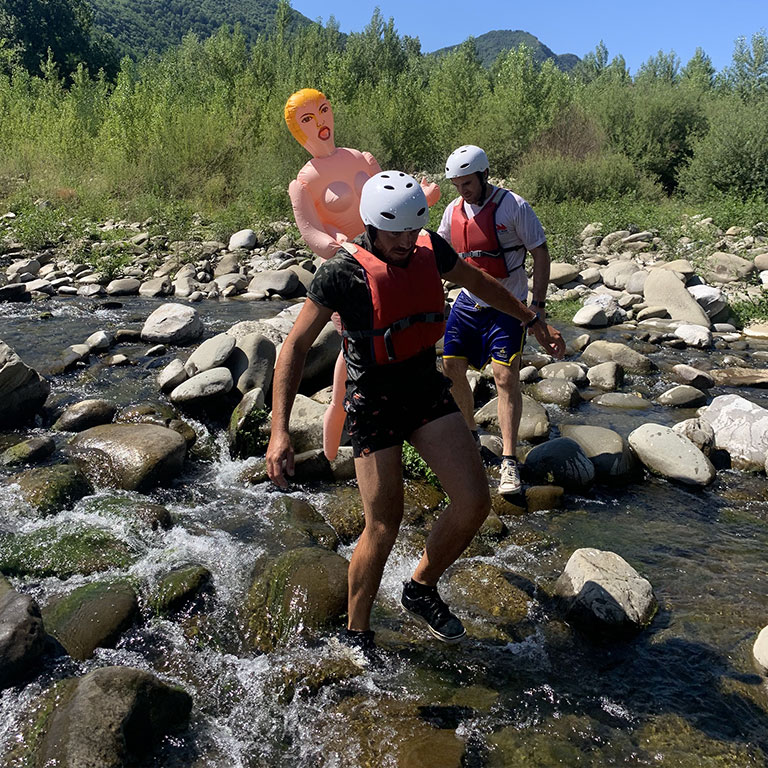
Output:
top-left (724, 29), bottom-right (768, 98)
top-left (680, 47), bottom-right (715, 90)
top-left (635, 50), bottom-right (680, 85)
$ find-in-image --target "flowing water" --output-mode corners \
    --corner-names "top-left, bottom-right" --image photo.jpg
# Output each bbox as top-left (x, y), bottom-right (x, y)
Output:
top-left (1, 297), bottom-right (768, 767)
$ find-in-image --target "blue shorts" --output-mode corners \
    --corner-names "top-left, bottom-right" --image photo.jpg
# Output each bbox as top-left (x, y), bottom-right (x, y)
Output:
top-left (443, 291), bottom-right (526, 370)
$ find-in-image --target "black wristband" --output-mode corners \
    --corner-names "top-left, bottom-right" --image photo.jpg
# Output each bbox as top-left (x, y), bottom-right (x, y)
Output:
top-left (531, 299), bottom-right (546, 308)
top-left (525, 313), bottom-right (541, 330)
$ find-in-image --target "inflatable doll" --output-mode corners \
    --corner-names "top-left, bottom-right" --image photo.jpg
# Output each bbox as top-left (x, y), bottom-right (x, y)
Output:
top-left (285, 88), bottom-right (440, 459)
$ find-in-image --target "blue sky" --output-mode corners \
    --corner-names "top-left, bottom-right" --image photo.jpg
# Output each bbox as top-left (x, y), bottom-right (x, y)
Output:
top-left (291, 0), bottom-right (766, 74)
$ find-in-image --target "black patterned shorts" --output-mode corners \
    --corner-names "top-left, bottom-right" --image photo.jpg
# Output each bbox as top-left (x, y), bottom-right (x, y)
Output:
top-left (344, 369), bottom-right (459, 458)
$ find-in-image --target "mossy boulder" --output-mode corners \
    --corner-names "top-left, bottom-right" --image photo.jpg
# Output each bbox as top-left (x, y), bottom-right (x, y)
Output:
top-left (270, 496), bottom-right (339, 551)
top-left (274, 655), bottom-right (363, 705)
top-left (1, 435), bottom-right (56, 467)
top-left (7, 464), bottom-right (92, 516)
top-left (42, 581), bottom-right (139, 661)
top-left (245, 546), bottom-right (348, 653)
top-left (228, 388), bottom-right (268, 458)
top-left (66, 423), bottom-right (187, 492)
top-left (78, 495), bottom-right (172, 531)
top-left (449, 562), bottom-right (530, 625)
top-left (7, 666), bottom-right (192, 768)
top-left (150, 564), bottom-right (212, 615)
top-left (322, 487), bottom-right (365, 544)
top-left (0, 524), bottom-right (138, 579)
top-left (0, 585), bottom-right (47, 688)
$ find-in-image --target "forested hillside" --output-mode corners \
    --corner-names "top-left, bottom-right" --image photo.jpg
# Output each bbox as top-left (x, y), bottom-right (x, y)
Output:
top-left (432, 29), bottom-right (579, 71)
top-left (87, 0), bottom-right (312, 56)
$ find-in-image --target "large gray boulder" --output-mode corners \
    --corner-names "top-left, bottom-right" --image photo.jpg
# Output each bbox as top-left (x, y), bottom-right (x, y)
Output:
top-left (559, 425), bottom-right (636, 480)
top-left (704, 251), bottom-right (755, 284)
top-left (0, 340), bottom-right (50, 427)
top-left (225, 332), bottom-right (276, 396)
top-left (141, 303), bottom-right (204, 345)
top-left (66, 424), bottom-right (187, 491)
top-left (27, 666), bottom-right (191, 768)
top-left (261, 394), bottom-right (326, 454)
top-left (169, 367), bottom-right (233, 403)
top-left (476, 394), bottom-right (549, 441)
top-left (523, 437), bottom-right (595, 490)
top-left (184, 333), bottom-right (236, 376)
top-left (580, 340), bottom-right (655, 375)
top-left (553, 548), bottom-right (657, 633)
top-left (698, 394), bottom-right (768, 471)
top-left (0, 584), bottom-right (47, 688)
top-left (628, 423), bottom-right (715, 486)
top-left (643, 268), bottom-right (710, 327)
top-left (52, 398), bottom-right (117, 432)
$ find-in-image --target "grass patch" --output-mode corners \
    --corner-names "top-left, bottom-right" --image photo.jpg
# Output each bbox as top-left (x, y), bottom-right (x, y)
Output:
top-left (546, 297), bottom-right (582, 323)
top-left (402, 442), bottom-right (440, 489)
top-left (729, 291), bottom-right (768, 328)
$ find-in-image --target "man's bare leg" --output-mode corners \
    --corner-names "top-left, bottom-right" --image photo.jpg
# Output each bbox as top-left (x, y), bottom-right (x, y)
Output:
top-left (347, 445), bottom-right (404, 631)
top-left (408, 412), bottom-right (491, 585)
top-left (491, 357), bottom-right (522, 457)
top-left (442, 357), bottom-right (476, 431)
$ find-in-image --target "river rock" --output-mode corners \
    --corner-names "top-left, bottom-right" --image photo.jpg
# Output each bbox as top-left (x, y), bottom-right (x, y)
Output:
top-left (1, 435), bottom-right (55, 466)
top-left (698, 394), bottom-right (768, 470)
top-left (448, 561), bottom-right (530, 626)
top-left (705, 251), bottom-right (755, 284)
top-left (529, 379), bottom-right (581, 408)
top-left (302, 322), bottom-right (342, 389)
top-left (601, 230), bottom-right (631, 249)
top-left (592, 392), bottom-right (650, 410)
top-left (643, 268), bottom-right (710, 327)
top-left (0, 340), bottom-right (50, 427)
top-left (290, 447), bottom-right (356, 483)
top-left (549, 263), bottom-right (581, 286)
top-left (709, 367), bottom-right (768, 388)
top-left (0, 586), bottom-right (47, 688)
top-left (628, 423), bottom-right (715, 485)
top-left (157, 358), bottom-right (188, 392)
top-left (754, 626), bottom-right (768, 673)
top-left (322, 487), bottom-right (366, 544)
top-left (687, 284), bottom-right (727, 317)
top-left (671, 417), bottom-right (715, 455)
top-left (229, 228), bottom-right (257, 250)
top-left (261, 394), bottom-right (326, 454)
top-left (151, 564), bottom-right (212, 615)
top-left (169, 367), bottom-right (233, 403)
top-left (587, 361), bottom-right (623, 390)
top-left (656, 385), bottom-right (708, 408)
top-left (580, 340), bottom-right (655, 374)
top-left (247, 269), bottom-right (300, 297)
top-left (270, 496), bottom-right (339, 552)
top-left (22, 666), bottom-right (191, 768)
top-left (141, 303), bottom-right (204, 345)
top-left (672, 364), bottom-right (714, 389)
top-left (7, 464), bottom-right (92, 516)
top-left (540, 361), bottom-right (588, 384)
top-left (138, 276), bottom-right (172, 297)
top-left (67, 423), bottom-right (187, 491)
top-left (602, 261), bottom-right (641, 290)
top-left (476, 394), bottom-right (549, 441)
top-left (106, 277), bottom-right (140, 296)
top-left (84, 330), bottom-right (115, 352)
top-left (52, 398), bottom-right (117, 432)
top-left (0, 523), bottom-right (137, 578)
top-left (225, 332), bottom-right (276, 396)
top-left (553, 547), bottom-right (657, 633)
top-left (572, 304), bottom-right (608, 327)
top-left (674, 324), bottom-right (712, 348)
top-left (523, 437), bottom-right (595, 490)
top-left (559, 425), bottom-right (636, 480)
top-left (42, 581), bottom-right (139, 661)
top-left (245, 546), bottom-right (348, 652)
top-left (184, 333), bottom-right (236, 376)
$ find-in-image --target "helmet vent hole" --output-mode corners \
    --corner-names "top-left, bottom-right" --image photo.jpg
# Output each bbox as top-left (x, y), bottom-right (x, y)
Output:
top-left (380, 212), bottom-right (396, 220)
top-left (405, 182), bottom-right (413, 188)
top-left (417, 207), bottom-right (425, 216)
top-left (383, 185), bottom-right (395, 190)
top-left (381, 174), bottom-right (390, 178)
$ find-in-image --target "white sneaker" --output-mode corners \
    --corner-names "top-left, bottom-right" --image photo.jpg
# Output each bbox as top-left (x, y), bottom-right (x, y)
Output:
top-left (498, 458), bottom-right (522, 495)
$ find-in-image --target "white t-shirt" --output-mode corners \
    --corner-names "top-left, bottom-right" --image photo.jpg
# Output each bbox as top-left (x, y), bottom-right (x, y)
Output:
top-left (437, 185), bottom-right (546, 305)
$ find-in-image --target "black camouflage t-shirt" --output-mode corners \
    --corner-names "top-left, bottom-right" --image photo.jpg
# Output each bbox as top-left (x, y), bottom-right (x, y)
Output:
top-left (308, 229), bottom-right (458, 389)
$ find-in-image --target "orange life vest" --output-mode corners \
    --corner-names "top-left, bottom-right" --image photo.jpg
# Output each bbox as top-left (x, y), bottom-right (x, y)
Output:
top-left (450, 188), bottom-right (525, 278)
top-left (341, 233), bottom-right (446, 365)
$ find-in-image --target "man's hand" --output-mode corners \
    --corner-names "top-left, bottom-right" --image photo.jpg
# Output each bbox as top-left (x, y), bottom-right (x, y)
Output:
top-left (266, 430), bottom-right (295, 488)
top-left (532, 319), bottom-right (566, 359)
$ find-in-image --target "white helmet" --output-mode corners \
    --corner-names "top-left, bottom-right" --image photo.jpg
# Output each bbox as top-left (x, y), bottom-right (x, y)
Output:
top-left (445, 145), bottom-right (489, 179)
top-left (359, 171), bottom-right (429, 232)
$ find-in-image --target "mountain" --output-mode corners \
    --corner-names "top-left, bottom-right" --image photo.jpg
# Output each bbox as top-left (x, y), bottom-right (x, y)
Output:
top-left (431, 29), bottom-right (580, 72)
top-left (86, 0), bottom-right (313, 57)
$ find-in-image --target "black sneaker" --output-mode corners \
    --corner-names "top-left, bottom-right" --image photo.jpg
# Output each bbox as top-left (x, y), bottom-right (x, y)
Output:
top-left (339, 629), bottom-right (379, 662)
top-left (401, 580), bottom-right (466, 643)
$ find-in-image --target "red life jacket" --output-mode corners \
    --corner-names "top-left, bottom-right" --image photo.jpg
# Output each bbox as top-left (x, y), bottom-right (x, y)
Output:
top-left (450, 187), bottom-right (525, 278)
top-left (341, 232), bottom-right (446, 366)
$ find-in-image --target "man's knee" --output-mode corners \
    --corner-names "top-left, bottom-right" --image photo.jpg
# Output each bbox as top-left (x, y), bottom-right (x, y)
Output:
top-left (364, 517), bottom-right (400, 548)
top-left (442, 357), bottom-right (466, 379)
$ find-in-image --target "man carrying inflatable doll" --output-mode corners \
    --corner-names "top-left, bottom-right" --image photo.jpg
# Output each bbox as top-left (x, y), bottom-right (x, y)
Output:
top-left (266, 172), bottom-right (564, 652)
top-left (439, 145), bottom-right (553, 496)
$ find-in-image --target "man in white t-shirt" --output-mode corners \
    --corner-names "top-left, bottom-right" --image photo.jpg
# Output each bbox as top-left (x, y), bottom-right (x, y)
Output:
top-left (438, 145), bottom-right (553, 496)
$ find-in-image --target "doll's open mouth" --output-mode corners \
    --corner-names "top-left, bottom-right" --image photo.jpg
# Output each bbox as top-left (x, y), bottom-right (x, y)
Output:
top-left (319, 127), bottom-right (330, 140)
